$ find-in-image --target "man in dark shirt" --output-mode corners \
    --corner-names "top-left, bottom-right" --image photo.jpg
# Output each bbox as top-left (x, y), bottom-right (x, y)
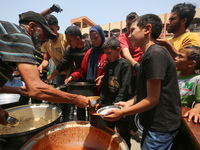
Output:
top-left (46, 26), bottom-right (92, 121)
top-left (46, 26), bottom-right (92, 82)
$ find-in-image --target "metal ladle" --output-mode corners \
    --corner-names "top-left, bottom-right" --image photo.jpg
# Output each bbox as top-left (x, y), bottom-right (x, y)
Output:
top-left (7, 116), bottom-right (19, 126)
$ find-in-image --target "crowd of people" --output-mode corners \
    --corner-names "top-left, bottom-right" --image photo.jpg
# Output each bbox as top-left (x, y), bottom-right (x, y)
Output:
top-left (0, 2), bottom-right (200, 150)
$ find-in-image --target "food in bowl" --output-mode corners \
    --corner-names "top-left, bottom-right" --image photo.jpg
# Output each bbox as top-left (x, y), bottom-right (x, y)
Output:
top-left (0, 104), bottom-right (61, 135)
top-left (0, 117), bottom-right (53, 135)
top-left (97, 105), bottom-right (122, 116)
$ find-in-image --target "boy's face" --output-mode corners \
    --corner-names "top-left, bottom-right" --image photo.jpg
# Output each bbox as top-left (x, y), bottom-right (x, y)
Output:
top-left (104, 47), bottom-right (120, 62)
top-left (129, 21), bottom-right (144, 48)
top-left (175, 49), bottom-right (191, 70)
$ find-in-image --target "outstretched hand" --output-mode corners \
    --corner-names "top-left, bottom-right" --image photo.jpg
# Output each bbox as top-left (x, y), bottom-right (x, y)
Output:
top-left (50, 4), bottom-right (63, 13)
top-left (18, 86), bottom-right (28, 96)
top-left (75, 95), bottom-right (91, 108)
top-left (102, 109), bottom-right (123, 122)
top-left (95, 75), bottom-right (104, 86)
top-left (156, 36), bottom-right (171, 47)
top-left (64, 76), bottom-right (73, 84)
top-left (114, 101), bottom-right (130, 109)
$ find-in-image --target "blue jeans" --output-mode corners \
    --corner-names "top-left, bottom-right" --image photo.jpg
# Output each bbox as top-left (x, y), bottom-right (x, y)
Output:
top-left (141, 128), bottom-right (179, 150)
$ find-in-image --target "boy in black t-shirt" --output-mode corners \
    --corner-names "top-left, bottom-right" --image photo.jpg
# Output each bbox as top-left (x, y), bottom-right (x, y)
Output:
top-left (95, 37), bottom-right (134, 149)
top-left (103, 14), bottom-right (182, 150)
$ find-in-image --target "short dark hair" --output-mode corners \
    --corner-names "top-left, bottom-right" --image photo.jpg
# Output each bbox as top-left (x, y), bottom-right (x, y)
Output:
top-left (102, 37), bottom-right (120, 50)
top-left (65, 26), bottom-right (82, 39)
top-left (45, 14), bottom-right (58, 26)
top-left (171, 3), bottom-right (196, 29)
top-left (133, 14), bottom-right (162, 40)
top-left (184, 46), bottom-right (200, 70)
top-left (126, 12), bottom-right (138, 21)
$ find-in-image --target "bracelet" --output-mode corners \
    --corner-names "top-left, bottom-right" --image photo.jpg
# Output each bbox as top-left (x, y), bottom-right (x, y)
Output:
top-left (70, 75), bottom-right (74, 81)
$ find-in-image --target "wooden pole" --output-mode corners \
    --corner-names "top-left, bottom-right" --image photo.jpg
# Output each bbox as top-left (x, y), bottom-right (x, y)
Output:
top-left (120, 21), bottom-right (122, 35)
top-left (108, 23), bottom-right (111, 37)
top-left (163, 13), bottom-right (167, 38)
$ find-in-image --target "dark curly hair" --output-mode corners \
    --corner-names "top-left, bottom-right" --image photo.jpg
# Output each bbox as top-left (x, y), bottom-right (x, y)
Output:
top-left (171, 3), bottom-right (196, 29)
top-left (126, 12), bottom-right (138, 21)
top-left (184, 46), bottom-right (200, 70)
top-left (132, 14), bottom-right (162, 40)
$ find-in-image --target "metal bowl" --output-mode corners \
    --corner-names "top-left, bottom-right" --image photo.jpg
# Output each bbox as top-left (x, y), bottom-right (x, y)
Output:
top-left (87, 96), bottom-right (100, 107)
top-left (97, 105), bottom-right (122, 116)
top-left (0, 104), bottom-right (62, 150)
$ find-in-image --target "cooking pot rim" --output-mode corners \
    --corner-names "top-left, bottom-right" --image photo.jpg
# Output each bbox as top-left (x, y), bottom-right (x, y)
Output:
top-left (68, 82), bottom-right (96, 86)
top-left (21, 121), bottom-right (129, 150)
top-left (0, 104), bottom-right (62, 138)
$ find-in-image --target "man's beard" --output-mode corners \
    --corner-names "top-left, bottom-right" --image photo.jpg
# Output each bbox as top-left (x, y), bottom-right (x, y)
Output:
top-left (31, 29), bottom-right (45, 49)
top-left (167, 21), bottom-right (181, 33)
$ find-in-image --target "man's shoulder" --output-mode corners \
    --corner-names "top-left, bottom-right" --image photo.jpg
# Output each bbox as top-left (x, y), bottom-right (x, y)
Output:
top-left (176, 32), bottom-right (200, 39)
top-left (184, 32), bottom-right (199, 36)
top-left (0, 21), bottom-right (30, 39)
top-left (0, 20), bottom-right (19, 31)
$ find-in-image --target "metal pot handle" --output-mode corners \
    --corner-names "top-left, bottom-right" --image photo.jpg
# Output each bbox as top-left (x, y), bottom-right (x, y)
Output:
top-left (56, 84), bottom-right (69, 90)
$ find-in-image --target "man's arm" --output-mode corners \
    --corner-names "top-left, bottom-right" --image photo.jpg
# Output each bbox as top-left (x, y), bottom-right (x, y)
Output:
top-left (17, 62), bottom-right (90, 107)
top-left (46, 69), bottom-right (60, 82)
top-left (122, 48), bottom-right (138, 67)
top-left (40, 4), bottom-right (63, 16)
top-left (46, 65), bottom-right (73, 83)
top-left (38, 52), bottom-right (50, 74)
top-left (0, 85), bottom-right (28, 96)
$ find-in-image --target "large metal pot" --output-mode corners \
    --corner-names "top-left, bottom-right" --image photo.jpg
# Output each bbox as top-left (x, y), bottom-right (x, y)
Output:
top-left (56, 82), bottom-right (96, 95)
top-left (21, 121), bottom-right (129, 150)
top-left (0, 104), bottom-right (62, 150)
top-left (57, 82), bottom-right (96, 121)
top-left (68, 82), bottom-right (96, 96)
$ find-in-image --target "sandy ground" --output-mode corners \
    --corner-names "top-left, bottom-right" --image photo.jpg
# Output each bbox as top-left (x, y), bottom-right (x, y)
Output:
top-left (131, 137), bottom-right (141, 150)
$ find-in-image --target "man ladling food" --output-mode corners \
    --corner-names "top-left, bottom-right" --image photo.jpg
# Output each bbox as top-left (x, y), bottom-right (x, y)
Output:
top-left (0, 11), bottom-right (90, 125)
